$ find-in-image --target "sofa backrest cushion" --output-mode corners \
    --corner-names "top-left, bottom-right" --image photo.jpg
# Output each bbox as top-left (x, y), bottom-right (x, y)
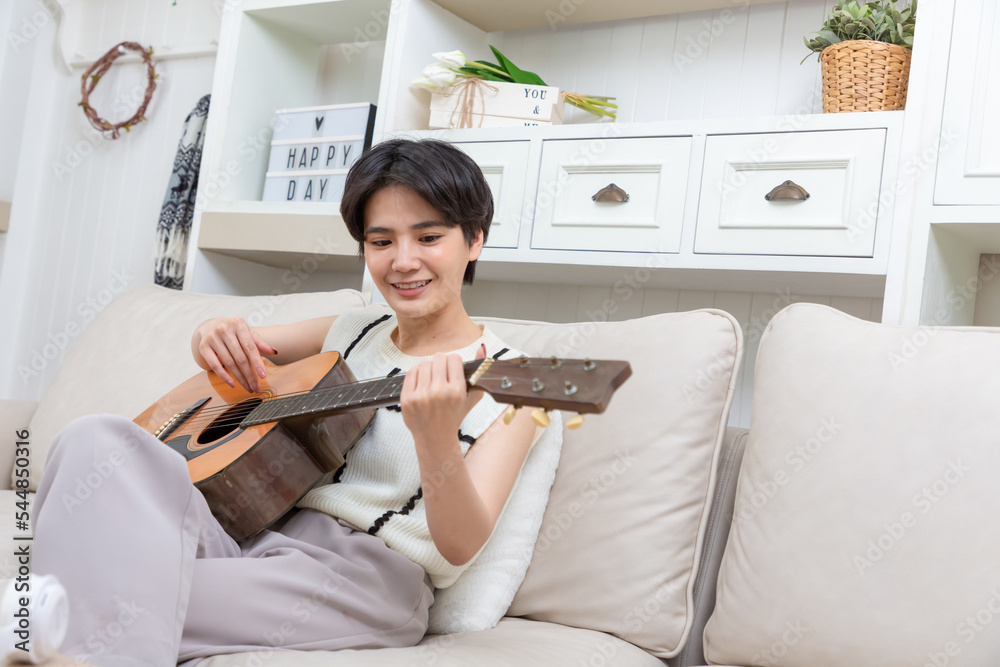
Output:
top-left (483, 309), bottom-right (744, 659)
top-left (25, 285), bottom-right (367, 491)
top-left (704, 303), bottom-right (1000, 666)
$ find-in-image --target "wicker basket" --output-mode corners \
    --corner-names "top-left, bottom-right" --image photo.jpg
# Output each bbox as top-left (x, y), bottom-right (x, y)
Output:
top-left (820, 40), bottom-right (912, 113)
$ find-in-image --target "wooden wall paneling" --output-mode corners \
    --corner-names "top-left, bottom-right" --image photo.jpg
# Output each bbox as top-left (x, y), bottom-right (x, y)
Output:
top-left (641, 287), bottom-right (681, 315)
top-left (575, 285), bottom-right (612, 322)
top-left (514, 281), bottom-right (550, 321)
top-left (738, 3), bottom-right (786, 117)
top-left (487, 278), bottom-right (520, 318)
top-left (632, 15), bottom-right (677, 123)
top-left (666, 12), bottom-right (711, 120)
top-left (544, 22), bottom-right (587, 125)
top-left (737, 291), bottom-right (777, 427)
top-left (773, 0), bottom-right (828, 116)
top-left (700, 8), bottom-right (751, 120)
top-left (676, 288), bottom-right (718, 311)
top-left (563, 22), bottom-right (614, 125)
top-left (711, 290), bottom-right (755, 427)
top-left (62, 0), bottom-right (220, 67)
top-left (33, 78), bottom-right (78, 389)
top-left (461, 274), bottom-right (492, 315)
top-left (829, 295), bottom-right (880, 321)
top-left (604, 20), bottom-right (645, 125)
top-left (545, 283), bottom-right (582, 322)
top-left (19, 54), bottom-right (216, 397)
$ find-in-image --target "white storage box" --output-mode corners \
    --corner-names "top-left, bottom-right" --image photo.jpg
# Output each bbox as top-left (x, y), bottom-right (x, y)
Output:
top-left (429, 80), bottom-right (563, 125)
top-left (263, 103), bottom-right (375, 203)
top-left (428, 107), bottom-right (562, 129)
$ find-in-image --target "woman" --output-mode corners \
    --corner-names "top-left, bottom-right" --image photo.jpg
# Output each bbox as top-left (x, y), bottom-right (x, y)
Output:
top-left (29, 139), bottom-right (538, 666)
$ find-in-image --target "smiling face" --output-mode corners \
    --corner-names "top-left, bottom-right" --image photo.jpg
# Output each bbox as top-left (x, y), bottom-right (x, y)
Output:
top-left (363, 184), bottom-right (483, 322)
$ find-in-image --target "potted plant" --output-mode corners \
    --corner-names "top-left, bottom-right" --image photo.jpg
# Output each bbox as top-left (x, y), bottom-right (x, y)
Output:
top-left (803, 1), bottom-right (917, 113)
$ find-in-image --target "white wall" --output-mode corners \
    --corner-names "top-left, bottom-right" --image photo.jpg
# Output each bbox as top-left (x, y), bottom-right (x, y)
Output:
top-left (0, 0), bottom-right (219, 401)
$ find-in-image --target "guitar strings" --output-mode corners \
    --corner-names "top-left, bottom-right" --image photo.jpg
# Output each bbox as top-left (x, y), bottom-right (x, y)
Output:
top-left (150, 358), bottom-right (503, 436)
top-left (186, 371), bottom-right (403, 418)
top-left (174, 375), bottom-right (407, 431)
top-left (169, 357), bottom-right (496, 426)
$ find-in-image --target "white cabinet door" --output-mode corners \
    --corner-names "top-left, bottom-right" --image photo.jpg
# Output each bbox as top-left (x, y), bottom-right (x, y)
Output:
top-left (452, 141), bottom-right (531, 249)
top-left (935, 0), bottom-right (1000, 205)
top-left (530, 136), bottom-right (691, 253)
top-left (695, 129), bottom-right (886, 257)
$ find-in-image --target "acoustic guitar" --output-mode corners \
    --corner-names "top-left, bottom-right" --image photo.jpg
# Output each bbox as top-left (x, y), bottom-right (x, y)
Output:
top-left (134, 351), bottom-right (631, 541)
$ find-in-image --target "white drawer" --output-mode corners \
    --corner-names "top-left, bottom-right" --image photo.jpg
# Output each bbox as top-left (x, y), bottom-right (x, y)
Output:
top-left (530, 136), bottom-right (691, 253)
top-left (453, 141), bottom-right (531, 249)
top-left (695, 129), bottom-right (886, 257)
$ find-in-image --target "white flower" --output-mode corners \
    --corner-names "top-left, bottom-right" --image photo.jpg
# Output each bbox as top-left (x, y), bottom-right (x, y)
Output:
top-left (421, 63), bottom-right (459, 88)
top-left (432, 50), bottom-right (466, 69)
top-left (411, 75), bottom-right (438, 90)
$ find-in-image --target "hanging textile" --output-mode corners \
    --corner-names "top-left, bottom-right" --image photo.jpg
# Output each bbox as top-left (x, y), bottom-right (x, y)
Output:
top-left (154, 94), bottom-right (210, 290)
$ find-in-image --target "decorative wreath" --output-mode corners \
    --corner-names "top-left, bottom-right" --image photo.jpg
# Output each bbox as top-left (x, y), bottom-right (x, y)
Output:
top-left (79, 41), bottom-right (157, 140)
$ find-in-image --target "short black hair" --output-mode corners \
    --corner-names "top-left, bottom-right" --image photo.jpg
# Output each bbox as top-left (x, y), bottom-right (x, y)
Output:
top-left (340, 138), bottom-right (493, 285)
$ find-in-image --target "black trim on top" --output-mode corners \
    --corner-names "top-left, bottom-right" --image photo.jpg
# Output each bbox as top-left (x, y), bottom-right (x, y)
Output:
top-left (492, 347), bottom-right (509, 360)
top-left (331, 462), bottom-right (347, 483)
top-left (384, 367), bottom-right (402, 411)
top-left (343, 314), bottom-right (391, 359)
top-left (368, 487), bottom-right (423, 536)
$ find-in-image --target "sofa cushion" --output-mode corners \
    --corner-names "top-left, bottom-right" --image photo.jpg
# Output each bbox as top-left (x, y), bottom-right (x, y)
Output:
top-left (24, 285), bottom-right (367, 491)
top-left (704, 303), bottom-right (1000, 666)
top-left (479, 310), bottom-right (744, 659)
top-left (193, 616), bottom-right (665, 667)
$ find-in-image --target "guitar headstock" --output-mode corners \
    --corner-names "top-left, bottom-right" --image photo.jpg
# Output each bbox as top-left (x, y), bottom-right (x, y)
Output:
top-left (469, 356), bottom-right (632, 414)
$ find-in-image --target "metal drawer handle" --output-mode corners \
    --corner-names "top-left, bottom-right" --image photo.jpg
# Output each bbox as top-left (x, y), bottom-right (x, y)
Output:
top-left (764, 180), bottom-right (810, 201)
top-left (592, 183), bottom-right (630, 203)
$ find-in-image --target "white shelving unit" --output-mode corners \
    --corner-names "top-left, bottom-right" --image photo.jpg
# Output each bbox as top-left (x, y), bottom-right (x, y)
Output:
top-left (183, 0), bottom-right (934, 426)
top-left (881, 0), bottom-right (1000, 328)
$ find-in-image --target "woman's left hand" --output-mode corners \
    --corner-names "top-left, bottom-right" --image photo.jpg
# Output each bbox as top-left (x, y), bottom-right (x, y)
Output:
top-left (400, 346), bottom-right (486, 446)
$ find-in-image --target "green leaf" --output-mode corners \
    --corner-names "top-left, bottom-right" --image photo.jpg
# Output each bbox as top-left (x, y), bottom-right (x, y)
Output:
top-left (489, 45), bottom-right (547, 86)
top-left (818, 29), bottom-right (842, 45)
top-left (458, 65), bottom-right (510, 82)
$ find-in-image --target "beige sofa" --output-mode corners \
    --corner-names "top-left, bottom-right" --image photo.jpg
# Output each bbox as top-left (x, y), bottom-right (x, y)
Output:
top-left (1, 285), bottom-right (746, 667)
top-left (5, 285), bottom-right (998, 666)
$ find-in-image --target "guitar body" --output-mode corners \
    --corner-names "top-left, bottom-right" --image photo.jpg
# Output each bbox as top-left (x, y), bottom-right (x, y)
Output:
top-left (133, 351), bottom-right (375, 541)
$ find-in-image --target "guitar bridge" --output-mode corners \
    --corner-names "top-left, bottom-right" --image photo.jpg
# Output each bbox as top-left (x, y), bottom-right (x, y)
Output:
top-left (155, 397), bottom-right (210, 441)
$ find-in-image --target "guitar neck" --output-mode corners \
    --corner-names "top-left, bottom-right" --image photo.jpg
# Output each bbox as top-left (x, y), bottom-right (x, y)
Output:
top-left (240, 359), bottom-right (486, 427)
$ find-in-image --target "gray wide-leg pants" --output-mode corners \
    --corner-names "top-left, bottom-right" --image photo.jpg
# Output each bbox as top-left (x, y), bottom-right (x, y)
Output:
top-left (31, 414), bottom-right (434, 667)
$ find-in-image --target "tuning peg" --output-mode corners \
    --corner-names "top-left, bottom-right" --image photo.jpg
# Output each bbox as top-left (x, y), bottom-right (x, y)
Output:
top-left (503, 404), bottom-right (519, 425)
top-left (567, 413), bottom-right (585, 430)
top-left (531, 408), bottom-right (551, 428)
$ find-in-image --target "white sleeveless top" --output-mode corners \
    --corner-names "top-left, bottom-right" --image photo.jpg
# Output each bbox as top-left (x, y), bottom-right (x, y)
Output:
top-left (295, 305), bottom-right (523, 588)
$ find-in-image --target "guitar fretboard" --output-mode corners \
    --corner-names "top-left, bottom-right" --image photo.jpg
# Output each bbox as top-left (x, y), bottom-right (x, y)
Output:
top-left (240, 360), bottom-right (483, 427)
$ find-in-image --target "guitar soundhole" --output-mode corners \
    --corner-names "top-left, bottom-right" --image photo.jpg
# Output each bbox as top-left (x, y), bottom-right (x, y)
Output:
top-left (197, 398), bottom-right (263, 445)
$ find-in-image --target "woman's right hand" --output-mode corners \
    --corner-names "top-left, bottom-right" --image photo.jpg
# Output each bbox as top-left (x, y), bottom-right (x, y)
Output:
top-left (192, 316), bottom-right (279, 393)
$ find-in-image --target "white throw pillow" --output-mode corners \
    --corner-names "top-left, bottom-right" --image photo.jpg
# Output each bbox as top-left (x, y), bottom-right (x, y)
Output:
top-left (428, 412), bottom-right (563, 634)
top-left (705, 303), bottom-right (1000, 666)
